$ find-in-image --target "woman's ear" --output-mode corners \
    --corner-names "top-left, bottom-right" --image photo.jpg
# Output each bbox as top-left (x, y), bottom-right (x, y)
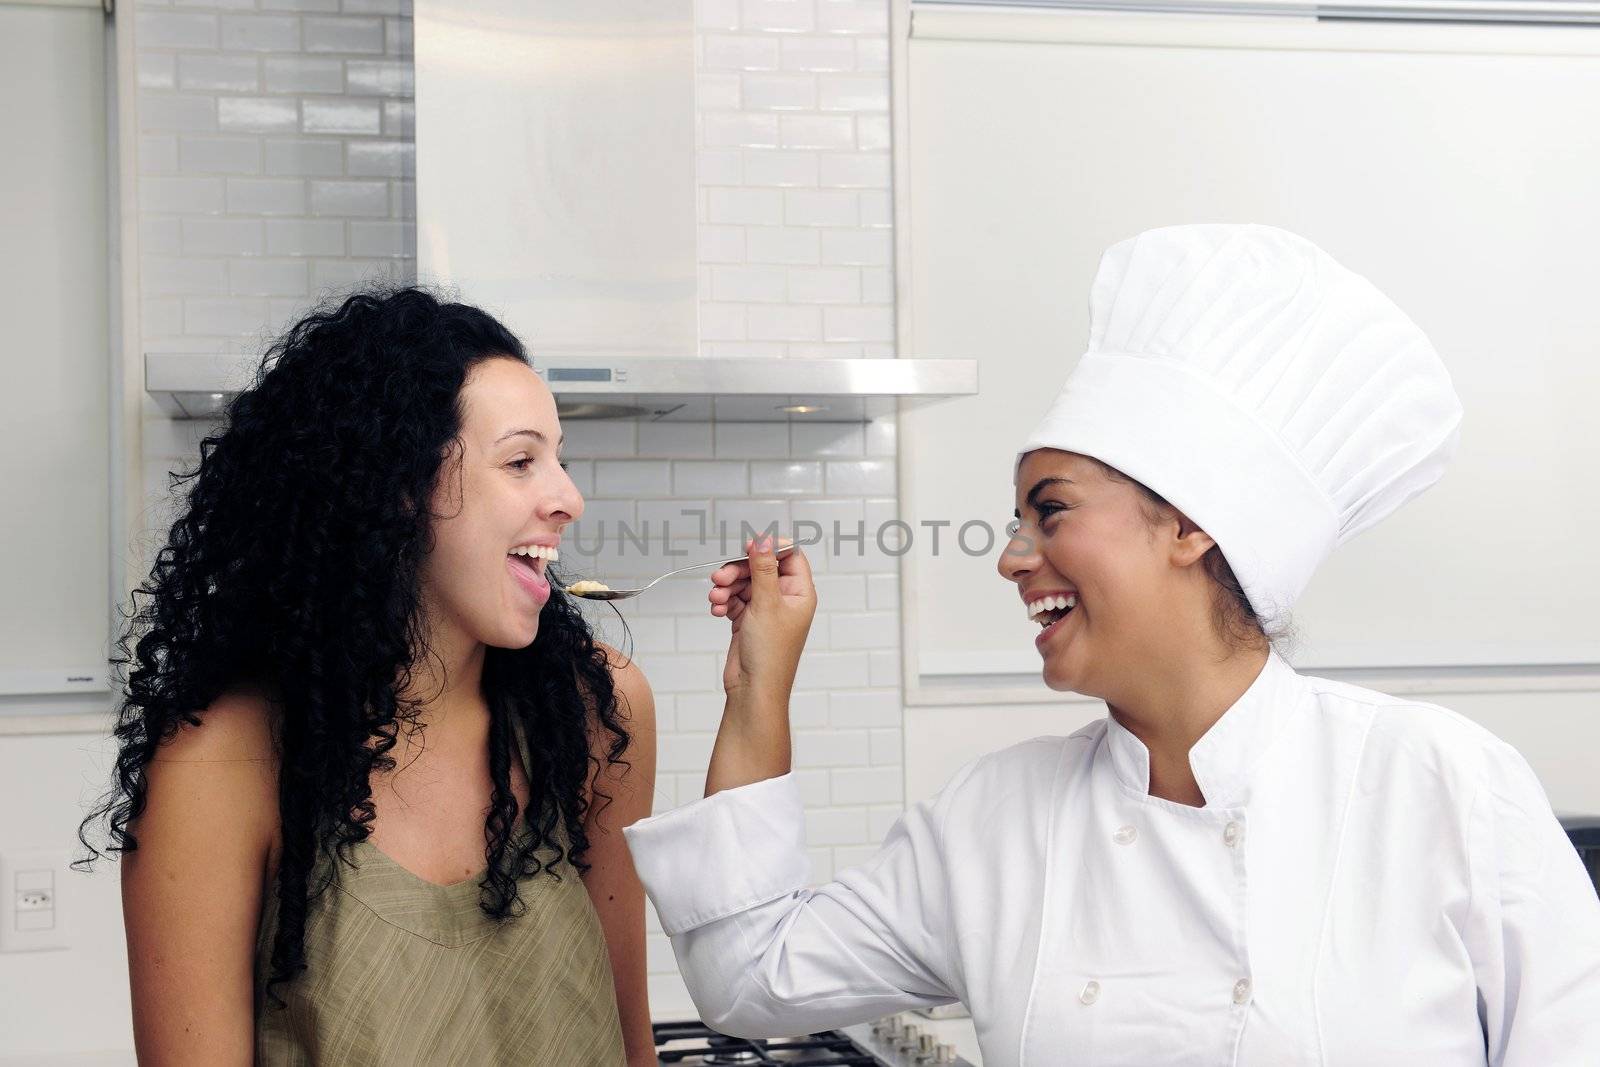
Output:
top-left (1169, 511), bottom-right (1217, 568)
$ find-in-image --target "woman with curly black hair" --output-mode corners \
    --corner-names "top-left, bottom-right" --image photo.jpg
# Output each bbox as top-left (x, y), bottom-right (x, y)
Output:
top-left (81, 287), bottom-right (657, 1065)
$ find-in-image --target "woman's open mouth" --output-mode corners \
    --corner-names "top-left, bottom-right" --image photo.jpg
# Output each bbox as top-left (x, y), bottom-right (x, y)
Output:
top-left (506, 546), bottom-right (553, 604)
top-left (1027, 592), bottom-right (1077, 651)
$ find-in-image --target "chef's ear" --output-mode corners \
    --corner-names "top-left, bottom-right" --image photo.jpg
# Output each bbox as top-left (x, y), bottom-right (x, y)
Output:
top-left (1168, 511), bottom-right (1217, 569)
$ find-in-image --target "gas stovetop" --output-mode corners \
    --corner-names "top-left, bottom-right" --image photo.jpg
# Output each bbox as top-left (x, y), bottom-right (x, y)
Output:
top-left (654, 1017), bottom-right (973, 1066)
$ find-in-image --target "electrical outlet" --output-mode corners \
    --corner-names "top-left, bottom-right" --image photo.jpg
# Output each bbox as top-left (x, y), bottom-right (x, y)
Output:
top-left (0, 850), bottom-right (71, 952)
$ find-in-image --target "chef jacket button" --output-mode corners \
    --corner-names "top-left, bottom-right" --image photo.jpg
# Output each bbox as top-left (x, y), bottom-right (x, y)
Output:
top-left (1079, 980), bottom-right (1101, 1005)
top-left (1112, 824), bottom-right (1138, 845)
top-left (1223, 821), bottom-right (1244, 848)
top-left (1233, 978), bottom-right (1252, 1005)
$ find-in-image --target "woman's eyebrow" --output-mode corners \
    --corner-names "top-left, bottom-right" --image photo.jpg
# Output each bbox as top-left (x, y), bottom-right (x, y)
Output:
top-left (1025, 477), bottom-right (1073, 512)
top-left (494, 428), bottom-right (565, 448)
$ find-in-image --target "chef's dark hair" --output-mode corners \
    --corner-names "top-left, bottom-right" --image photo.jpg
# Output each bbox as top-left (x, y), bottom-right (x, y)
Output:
top-left (1089, 457), bottom-right (1293, 654)
top-left (78, 285), bottom-right (633, 1004)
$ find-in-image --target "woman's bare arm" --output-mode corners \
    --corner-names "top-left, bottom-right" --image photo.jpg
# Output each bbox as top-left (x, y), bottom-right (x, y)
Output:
top-left (121, 691), bottom-right (278, 1067)
top-left (581, 647), bottom-right (659, 1067)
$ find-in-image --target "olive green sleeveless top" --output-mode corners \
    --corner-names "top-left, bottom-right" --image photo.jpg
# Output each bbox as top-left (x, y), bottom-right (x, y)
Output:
top-left (252, 734), bottom-right (627, 1066)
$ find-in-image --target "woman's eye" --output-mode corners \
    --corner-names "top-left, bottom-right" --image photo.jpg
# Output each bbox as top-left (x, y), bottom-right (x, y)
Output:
top-left (509, 458), bottom-right (532, 471)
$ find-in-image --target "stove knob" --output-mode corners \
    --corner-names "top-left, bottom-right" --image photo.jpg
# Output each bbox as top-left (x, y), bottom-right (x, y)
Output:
top-left (897, 1023), bottom-right (921, 1051)
top-left (934, 1043), bottom-right (957, 1063)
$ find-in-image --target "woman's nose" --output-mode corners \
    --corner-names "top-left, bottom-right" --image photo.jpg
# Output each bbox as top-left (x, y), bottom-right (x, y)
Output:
top-left (547, 463), bottom-right (584, 524)
top-left (998, 523), bottom-right (1038, 584)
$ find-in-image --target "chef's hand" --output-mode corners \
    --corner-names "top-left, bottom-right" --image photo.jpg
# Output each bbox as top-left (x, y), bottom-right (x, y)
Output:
top-left (708, 535), bottom-right (816, 712)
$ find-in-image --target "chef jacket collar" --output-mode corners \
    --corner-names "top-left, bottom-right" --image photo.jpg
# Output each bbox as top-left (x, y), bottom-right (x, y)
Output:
top-left (1105, 649), bottom-right (1305, 808)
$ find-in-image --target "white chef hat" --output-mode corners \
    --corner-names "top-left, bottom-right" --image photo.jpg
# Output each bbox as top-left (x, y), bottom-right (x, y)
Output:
top-left (1015, 224), bottom-right (1462, 630)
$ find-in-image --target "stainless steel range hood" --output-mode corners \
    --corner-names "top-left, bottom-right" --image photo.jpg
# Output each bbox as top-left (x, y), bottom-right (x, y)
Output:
top-left (145, 352), bottom-right (978, 421)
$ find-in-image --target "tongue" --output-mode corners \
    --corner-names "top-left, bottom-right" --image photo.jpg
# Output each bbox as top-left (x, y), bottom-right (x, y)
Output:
top-left (509, 554), bottom-right (539, 574)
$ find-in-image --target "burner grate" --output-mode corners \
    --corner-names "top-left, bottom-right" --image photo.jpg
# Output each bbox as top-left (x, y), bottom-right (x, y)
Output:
top-left (653, 1020), bottom-right (880, 1066)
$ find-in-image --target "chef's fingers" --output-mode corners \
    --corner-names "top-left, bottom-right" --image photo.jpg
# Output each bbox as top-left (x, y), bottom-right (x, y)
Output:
top-left (746, 536), bottom-right (781, 604)
top-left (710, 560), bottom-right (750, 587)
top-left (707, 578), bottom-right (751, 606)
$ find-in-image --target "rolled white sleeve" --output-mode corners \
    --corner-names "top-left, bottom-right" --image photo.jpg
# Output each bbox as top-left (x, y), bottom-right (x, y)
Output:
top-left (1467, 740), bottom-right (1600, 1066)
top-left (622, 770), bottom-right (966, 1038)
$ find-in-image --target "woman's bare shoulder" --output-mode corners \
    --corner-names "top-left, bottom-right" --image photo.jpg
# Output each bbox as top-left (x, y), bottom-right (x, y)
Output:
top-left (152, 685), bottom-right (279, 764)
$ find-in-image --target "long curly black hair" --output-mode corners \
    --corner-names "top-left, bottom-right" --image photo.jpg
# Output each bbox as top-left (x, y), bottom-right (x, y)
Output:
top-left (79, 287), bottom-right (630, 1000)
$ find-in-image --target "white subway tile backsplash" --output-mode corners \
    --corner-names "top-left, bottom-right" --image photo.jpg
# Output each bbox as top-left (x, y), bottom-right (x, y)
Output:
top-left (708, 187), bottom-right (783, 225)
top-left (869, 727), bottom-right (901, 765)
top-left (817, 0), bottom-right (888, 34)
top-left (230, 258), bottom-right (310, 296)
top-left (143, 255), bottom-right (228, 296)
top-left (794, 728), bottom-right (871, 768)
top-left (220, 15), bottom-right (301, 52)
top-left (141, 175), bottom-right (225, 214)
top-left (751, 460), bottom-right (823, 495)
top-left (302, 16), bottom-right (385, 53)
top-left (181, 216), bottom-right (264, 256)
top-left (825, 458), bottom-right (895, 495)
top-left (264, 217), bottom-right (344, 255)
top-left (712, 265), bottom-right (787, 303)
top-left (781, 34), bottom-right (855, 71)
top-left (302, 98), bottom-right (383, 135)
top-left (227, 177), bottom-right (307, 215)
top-left (347, 219), bottom-right (414, 256)
top-left (855, 36), bottom-right (888, 72)
top-left (346, 59), bottom-right (414, 96)
top-left (828, 610), bottom-right (897, 649)
top-left (745, 226), bottom-right (820, 264)
top-left (309, 179), bottom-right (389, 216)
top-left (785, 189), bottom-right (857, 227)
top-left (698, 149), bottom-right (742, 186)
top-left (740, 72), bottom-right (816, 110)
top-left (137, 54), bottom-right (177, 91)
top-left (702, 34), bottom-right (780, 71)
top-left (817, 72), bottom-right (888, 112)
top-left (820, 228), bottom-right (890, 265)
top-left (697, 0), bottom-right (741, 31)
top-left (867, 572), bottom-right (898, 611)
top-left (778, 113), bottom-right (853, 150)
top-left (264, 138), bottom-right (344, 176)
top-left (702, 112), bottom-right (781, 149)
top-left (309, 257), bottom-right (412, 291)
top-left (713, 422), bottom-right (788, 459)
top-left (140, 134), bottom-right (179, 174)
top-left (858, 189), bottom-right (892, 227)
top-left (856, 113), bottom-right (889, 151)
top-left (381, 99), bottom-right (414, 136)
top-left (141, 216), bottom-right (183, 256)
top-left (741, 149), bottom-right (818, 187)
top-left (698, 73), bottom-right (742, 111)
top-left (672, 460), bottom-right (749, 496)
top-left (561, 418), bottom-right (639, 459)
top-left (698, 225), bottom-right (746, 263)
top-left (218, 97), bottom-right (301, 134)
top-left (746, 303), bottom-right (821, 341)
top-left (711, 498), bottom-right (790, 542)
top-left (638, 422), bottom-right (715, 459)
top-left (596, 460), bottom-right (673, 497)
top-left (137, 11), bottom-right (219, 49)
top-left (787, 265), bottom-right (859, 303)
top-left (742, 0), bottom-right (815, 33)
top-left (869, 648), bottom-right (900, 688)
top-left (818, 151), bottom-right (888, 188)
top-left (390, 178), bottom-right (414, 218)
top-left (140, 93), bottom-right (219, 134)
top-left (790, 421), bottom-right (864, 456)
top-left (184, 296), bottom-right (271, 335)
top-left (179, 55), bottom-right (261, 93)
top-left (810, 572), bottom-right (868, 611)
top-left (384, 17), bottom-right (413, 56)
top-left (823, 304), bottom-right (893, 342)
top-left (346, 140), bottom-right (415, 177)
top-left (263, 57), bottom-right (344, 93)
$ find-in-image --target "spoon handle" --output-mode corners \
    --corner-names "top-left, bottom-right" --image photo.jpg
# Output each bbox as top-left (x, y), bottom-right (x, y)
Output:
top-left (655, 542), bottom-right (796, 583)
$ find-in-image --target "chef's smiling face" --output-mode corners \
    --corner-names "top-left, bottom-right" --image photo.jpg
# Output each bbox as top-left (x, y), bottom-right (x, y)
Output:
top-left (1000, 449), bottom-right (1216, 697)
top-left (419, 357), bottom-right (583, 652)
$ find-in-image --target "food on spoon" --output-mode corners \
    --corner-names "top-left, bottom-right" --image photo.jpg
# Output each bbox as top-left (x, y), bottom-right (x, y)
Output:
top-left (565, 579), bottom-right (611, 597)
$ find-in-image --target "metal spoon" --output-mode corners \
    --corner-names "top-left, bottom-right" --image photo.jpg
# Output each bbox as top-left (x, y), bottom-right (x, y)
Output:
top-left (563, 543), bottom-right (795, 601)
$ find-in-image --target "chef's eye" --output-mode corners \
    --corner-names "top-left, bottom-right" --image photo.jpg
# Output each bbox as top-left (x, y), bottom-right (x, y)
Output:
top-left (508, 457), bottom-right (532, 471)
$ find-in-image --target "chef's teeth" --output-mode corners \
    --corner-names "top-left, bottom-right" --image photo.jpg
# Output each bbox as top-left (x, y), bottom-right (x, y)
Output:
top-left (509, 545), bottom-right (560, 561)
top-left (1025, 593), bottom-right (1077, 620)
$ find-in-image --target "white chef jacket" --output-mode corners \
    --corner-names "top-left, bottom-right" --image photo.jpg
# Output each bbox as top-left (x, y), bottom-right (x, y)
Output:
top-left (623, 651), bottom-right (1600, 1066)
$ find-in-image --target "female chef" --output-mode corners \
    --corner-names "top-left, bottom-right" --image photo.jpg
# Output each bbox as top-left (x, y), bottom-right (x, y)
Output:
top-left (622, 225), bottom-right (1600, 1066)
